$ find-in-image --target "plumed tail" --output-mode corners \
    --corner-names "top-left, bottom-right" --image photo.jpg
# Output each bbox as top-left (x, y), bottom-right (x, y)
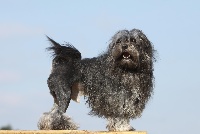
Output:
top-left (46, 36), bottom-right (81, 60)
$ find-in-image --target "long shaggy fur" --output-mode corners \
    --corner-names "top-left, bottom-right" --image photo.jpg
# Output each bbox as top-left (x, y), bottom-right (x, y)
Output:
top-left (38, 29), bottom-right (156, 131)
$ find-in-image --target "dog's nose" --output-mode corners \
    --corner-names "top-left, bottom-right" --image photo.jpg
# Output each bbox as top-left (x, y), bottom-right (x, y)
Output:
top-left (122, 44), bottom-right (128, 50)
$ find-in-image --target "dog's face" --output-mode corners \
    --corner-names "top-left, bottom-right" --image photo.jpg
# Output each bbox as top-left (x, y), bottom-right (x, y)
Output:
top-left (110, 29), bottom-right (153, 71)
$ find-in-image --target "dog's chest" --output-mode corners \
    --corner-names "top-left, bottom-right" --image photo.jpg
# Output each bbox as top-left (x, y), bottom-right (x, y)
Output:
top-left (84, 68), bottom-right (140, 93)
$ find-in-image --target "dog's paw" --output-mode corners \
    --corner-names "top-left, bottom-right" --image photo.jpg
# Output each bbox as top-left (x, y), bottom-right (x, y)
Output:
top-left (38, 109), bottom-right (78, 130)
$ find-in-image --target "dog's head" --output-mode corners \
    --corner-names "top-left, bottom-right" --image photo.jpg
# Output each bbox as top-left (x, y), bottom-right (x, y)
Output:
top-left (109, 29), bottom-right (154, 72)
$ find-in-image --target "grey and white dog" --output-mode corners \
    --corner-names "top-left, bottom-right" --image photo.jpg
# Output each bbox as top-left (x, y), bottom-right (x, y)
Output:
top-left (38, 29), bottom-right (156, 131)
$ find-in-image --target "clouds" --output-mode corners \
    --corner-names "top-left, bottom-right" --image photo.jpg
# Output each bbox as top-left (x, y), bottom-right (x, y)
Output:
top-left (0, 92), bottom-right (22, 108)
top-left (0, 23), bottom-right (45, 39)
top-left (0, 0), bottom-right (199, 133)
top-left (0, 71), bottom-right (21, 83)
top-left (0, 86), bottom-right (52, 129)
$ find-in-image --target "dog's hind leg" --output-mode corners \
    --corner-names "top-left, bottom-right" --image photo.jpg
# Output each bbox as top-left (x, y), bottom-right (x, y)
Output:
top-left (38, 36), bottom-right (81, 130)
top-left (38, 70), bottom-right (79, 129)
top-left (38, 57), bottom-right (79, 130)
top-left (48, 67), bottom-right (71, 113)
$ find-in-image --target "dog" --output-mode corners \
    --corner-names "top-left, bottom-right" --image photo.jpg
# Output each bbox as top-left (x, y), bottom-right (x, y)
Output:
top-left (38, 29), bottom-right (156, 131)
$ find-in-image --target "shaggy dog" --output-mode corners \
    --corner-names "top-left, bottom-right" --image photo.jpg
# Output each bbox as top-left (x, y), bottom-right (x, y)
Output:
top-left (38, 29), bottom-right (156, 131)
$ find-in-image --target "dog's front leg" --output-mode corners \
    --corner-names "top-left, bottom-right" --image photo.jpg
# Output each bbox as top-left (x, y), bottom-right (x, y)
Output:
top-left (106, 117), bottom-right (135, 131)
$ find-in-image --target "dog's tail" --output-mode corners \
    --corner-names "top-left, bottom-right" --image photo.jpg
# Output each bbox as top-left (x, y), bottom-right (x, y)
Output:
top-left (46, 36), bottom-right (81, 61)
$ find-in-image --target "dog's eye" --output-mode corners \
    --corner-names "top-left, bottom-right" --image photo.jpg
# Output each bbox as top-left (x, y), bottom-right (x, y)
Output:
top-left (130, 38), bottom-right (136, 43)
top-left (116, 39), bottom-right (121, 44)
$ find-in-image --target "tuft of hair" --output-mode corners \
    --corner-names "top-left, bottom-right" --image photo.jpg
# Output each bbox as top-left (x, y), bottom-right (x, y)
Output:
top-left (46, 36), bottom-right (81, 60)
top-left (38, 104), bottom-right (79, 130)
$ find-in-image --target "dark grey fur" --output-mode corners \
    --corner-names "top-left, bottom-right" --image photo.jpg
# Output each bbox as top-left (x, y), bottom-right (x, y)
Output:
top-left (38, 29), bottom-right (156, 131)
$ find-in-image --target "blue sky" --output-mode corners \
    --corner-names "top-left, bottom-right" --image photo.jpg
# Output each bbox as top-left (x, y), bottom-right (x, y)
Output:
top-left (0, 0), bottom-right (200, 134)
